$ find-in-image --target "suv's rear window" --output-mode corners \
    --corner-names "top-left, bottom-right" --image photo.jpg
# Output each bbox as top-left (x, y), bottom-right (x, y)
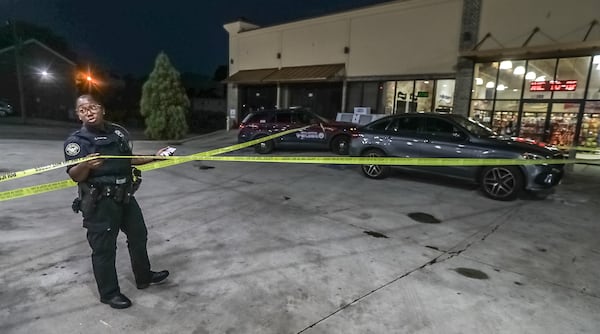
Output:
top-left (243, 112), bottom-right (275, 124)
top-left (275, 112), bottom-right (292, 123)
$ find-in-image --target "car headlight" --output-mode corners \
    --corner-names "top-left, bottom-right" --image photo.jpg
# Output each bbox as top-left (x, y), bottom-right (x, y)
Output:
top-left (521, 152), bottom-right (546, 160)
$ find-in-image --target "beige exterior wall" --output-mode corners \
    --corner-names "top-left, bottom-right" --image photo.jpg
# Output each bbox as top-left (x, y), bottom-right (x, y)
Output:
top-left (237, 31), bottom-right (281, 70)
top-left (280, 20), bottom-right (349, 67)
top-left (227, 0), bottom-right (463, 77)
top-left (479, 0), bottom-right (600, 48)
top-left (348, 0), bottom-right (462, 77)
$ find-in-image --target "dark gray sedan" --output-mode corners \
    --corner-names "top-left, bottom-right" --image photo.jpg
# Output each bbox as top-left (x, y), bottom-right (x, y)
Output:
top-left (349, 112), bottom-right (564, 200)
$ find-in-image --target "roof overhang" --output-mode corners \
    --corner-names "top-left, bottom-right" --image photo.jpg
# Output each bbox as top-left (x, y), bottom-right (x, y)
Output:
top-left (262, 63), bottom-right (345, 83)
top-left (224, 64), bottom-right (345, 84)
top-left (460, 40), bottom-right (600, 61)
top-left (222, 68), bottom-right (278, 84)
top-left (0, 38), bottom-right (76, 66)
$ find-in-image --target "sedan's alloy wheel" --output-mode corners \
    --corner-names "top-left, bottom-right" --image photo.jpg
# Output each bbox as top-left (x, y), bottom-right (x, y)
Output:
top-left (481, 166), bottom-right (522, 200)
top-left (361, 149), bottom-right (390, 179)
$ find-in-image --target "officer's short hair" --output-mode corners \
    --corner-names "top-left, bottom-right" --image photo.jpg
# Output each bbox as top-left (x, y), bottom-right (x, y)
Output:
top-left (76, 94), bottom-right (100, 109)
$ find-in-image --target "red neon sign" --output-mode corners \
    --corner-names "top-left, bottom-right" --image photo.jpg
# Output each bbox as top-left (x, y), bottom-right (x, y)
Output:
top-left (529, 80), bottom-right (577, 92)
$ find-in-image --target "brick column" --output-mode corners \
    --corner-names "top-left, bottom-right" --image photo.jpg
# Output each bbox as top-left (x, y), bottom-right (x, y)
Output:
top-left (453, 0), bottom-right (481, 117)
top-left (227, 83), bottom-right (239, 129)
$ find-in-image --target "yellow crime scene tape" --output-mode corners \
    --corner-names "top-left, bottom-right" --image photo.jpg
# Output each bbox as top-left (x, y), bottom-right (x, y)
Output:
top-left (1, 126), bottom-right (599, 202)
top-left (0, 127), bottom-right (307, 201)
top-left (0, 126), bottom-right (309, 184)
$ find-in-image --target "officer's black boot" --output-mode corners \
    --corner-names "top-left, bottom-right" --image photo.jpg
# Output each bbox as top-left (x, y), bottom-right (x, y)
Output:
top-left (101, 293), bottom-right (132, 309)
top-left (137, 270), bottom-right (169, 289)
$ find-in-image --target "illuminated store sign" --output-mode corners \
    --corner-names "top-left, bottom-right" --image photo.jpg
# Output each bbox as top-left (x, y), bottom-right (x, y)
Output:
top-left (529, 80), bottom-right (577, 92)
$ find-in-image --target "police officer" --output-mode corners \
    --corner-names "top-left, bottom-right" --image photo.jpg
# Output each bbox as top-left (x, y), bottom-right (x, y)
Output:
top-left (64, 94), bottom-right (169, 309)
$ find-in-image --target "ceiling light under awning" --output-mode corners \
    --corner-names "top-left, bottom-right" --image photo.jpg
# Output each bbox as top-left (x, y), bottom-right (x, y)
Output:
top-left (513, 66), bottom-right (525, 75)
top-left (525, 71), bottom-right (536, 80)
top-left (499, 60), bottom-right (513, 69)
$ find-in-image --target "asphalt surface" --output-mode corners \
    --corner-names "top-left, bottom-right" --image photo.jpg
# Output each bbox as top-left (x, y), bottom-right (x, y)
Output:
top-left (1, 121), bottom-right (599, 334)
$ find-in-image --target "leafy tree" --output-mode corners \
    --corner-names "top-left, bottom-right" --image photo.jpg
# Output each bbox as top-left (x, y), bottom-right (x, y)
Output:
top-left (140, 52), bottom-right (190, 140)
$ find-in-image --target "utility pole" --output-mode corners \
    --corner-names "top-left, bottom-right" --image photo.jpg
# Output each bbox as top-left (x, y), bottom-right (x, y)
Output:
top-left (10, 1), bottom-right (27, 123)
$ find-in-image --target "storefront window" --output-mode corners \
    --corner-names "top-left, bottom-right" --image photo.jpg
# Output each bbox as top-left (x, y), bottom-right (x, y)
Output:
top-left (471, 55), bottom-right (599, 148)
top-left (523, 59), bottom-right (556, 99)
top-left (493, 100), bottom-right (519, 135)
top-left (586, 56), bottom-right (600, 100)
top-left (346, 82), bottom-right (363, 113)
top-left (435, 80), bottom-right (455, 111)
top-left (519, 102), bottom-right (548, 141)
top-left (553, 57), bottom-right (590, 99)
top-left (548, 102), bottom-right (579, 147)
top-left (496, 60), bottom-right (525, 100)
top-left (288, 83), bottom-right (342, 119)
top-left (381, 81), bottom-right (395, 114)
top-left (472, 62), bottom-right (498, 100)
top-left (363, 82), bottom-right (380, 112)
top-left (346, 82), bottom-right (381, 114)
top-left (415, 80), bottom-right (433, 112)
top-left (239, 85), bottom-right (277, 118)
top-left (470, 100), bottom-right (493, 126)
top-left (395, 81), bottom-right (415, 114)
top-left (580, 101), bottom-right (600, 148)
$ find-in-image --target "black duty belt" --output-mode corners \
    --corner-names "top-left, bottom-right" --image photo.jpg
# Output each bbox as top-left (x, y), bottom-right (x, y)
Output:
top-left (83, 180), bottom-right (133, 204)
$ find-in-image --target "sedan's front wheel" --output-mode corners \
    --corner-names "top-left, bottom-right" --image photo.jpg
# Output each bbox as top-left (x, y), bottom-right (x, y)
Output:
top-left (480, 166), bottom-right (523, 201)
top-left (361, 149), bottom-right (390, 179)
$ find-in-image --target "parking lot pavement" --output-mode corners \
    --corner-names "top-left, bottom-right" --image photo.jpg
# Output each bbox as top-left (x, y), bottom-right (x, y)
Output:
top-left (1, 130), bottom-right (600, 334)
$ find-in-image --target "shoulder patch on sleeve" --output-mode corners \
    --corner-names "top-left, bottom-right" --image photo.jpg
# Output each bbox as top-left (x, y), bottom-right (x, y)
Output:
top-left (65, 142), bottom-right (81, 156)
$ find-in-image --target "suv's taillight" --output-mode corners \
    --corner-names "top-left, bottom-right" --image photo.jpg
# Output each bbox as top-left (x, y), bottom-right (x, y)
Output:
top-left (239, 123), bottom-right (258, 130)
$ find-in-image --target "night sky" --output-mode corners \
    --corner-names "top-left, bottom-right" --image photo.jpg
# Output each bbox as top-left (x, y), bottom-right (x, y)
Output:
top-left (1, 0), bottom-right (391, 76)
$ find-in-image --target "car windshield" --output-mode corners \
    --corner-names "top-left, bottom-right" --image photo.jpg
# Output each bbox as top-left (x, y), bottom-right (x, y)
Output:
top-left (452, 115), bottom-right (495, 137)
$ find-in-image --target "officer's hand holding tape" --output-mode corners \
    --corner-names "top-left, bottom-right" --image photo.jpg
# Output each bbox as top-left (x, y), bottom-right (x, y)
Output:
top-left (131, 146), bottom-right (175, 165)
top-left (69, 153), bottom-right (104, 182)
top-left (86, 153), bottom-right (104, 169)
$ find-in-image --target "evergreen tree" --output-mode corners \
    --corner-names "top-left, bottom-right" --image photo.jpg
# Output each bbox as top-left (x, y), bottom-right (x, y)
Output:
top-left (140, 52), bottom-right (190, 140)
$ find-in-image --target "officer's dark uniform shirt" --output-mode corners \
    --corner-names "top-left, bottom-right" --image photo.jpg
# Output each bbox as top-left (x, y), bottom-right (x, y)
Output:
top-left (64, 122), bottom-right (133, 183)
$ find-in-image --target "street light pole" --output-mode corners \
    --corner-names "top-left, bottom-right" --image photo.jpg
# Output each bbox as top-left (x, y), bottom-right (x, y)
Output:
top-left (9, 1), bottom-right (27, 123)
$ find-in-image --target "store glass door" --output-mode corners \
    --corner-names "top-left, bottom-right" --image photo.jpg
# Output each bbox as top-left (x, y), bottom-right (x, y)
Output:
top-left (518, 101), bottom-right (581, 145)
top-left (518, 102), bottom-right (548, 141)
top-left (579, 101), bottom-right (600, 149)
top-left (547, 102), bottom-right (580, 147)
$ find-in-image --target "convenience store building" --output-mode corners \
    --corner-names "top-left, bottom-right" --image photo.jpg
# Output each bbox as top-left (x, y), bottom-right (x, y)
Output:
top-left (223, 0), bottom-right (600, 149)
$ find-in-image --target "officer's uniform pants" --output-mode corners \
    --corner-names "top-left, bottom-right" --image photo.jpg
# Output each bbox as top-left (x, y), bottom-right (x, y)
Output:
top-left (84, 197), bottom-right (152, 300)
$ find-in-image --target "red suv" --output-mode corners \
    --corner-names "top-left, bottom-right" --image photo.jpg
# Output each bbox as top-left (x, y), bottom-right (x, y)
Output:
top-left (238, 108), bottom-right (358, 154)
